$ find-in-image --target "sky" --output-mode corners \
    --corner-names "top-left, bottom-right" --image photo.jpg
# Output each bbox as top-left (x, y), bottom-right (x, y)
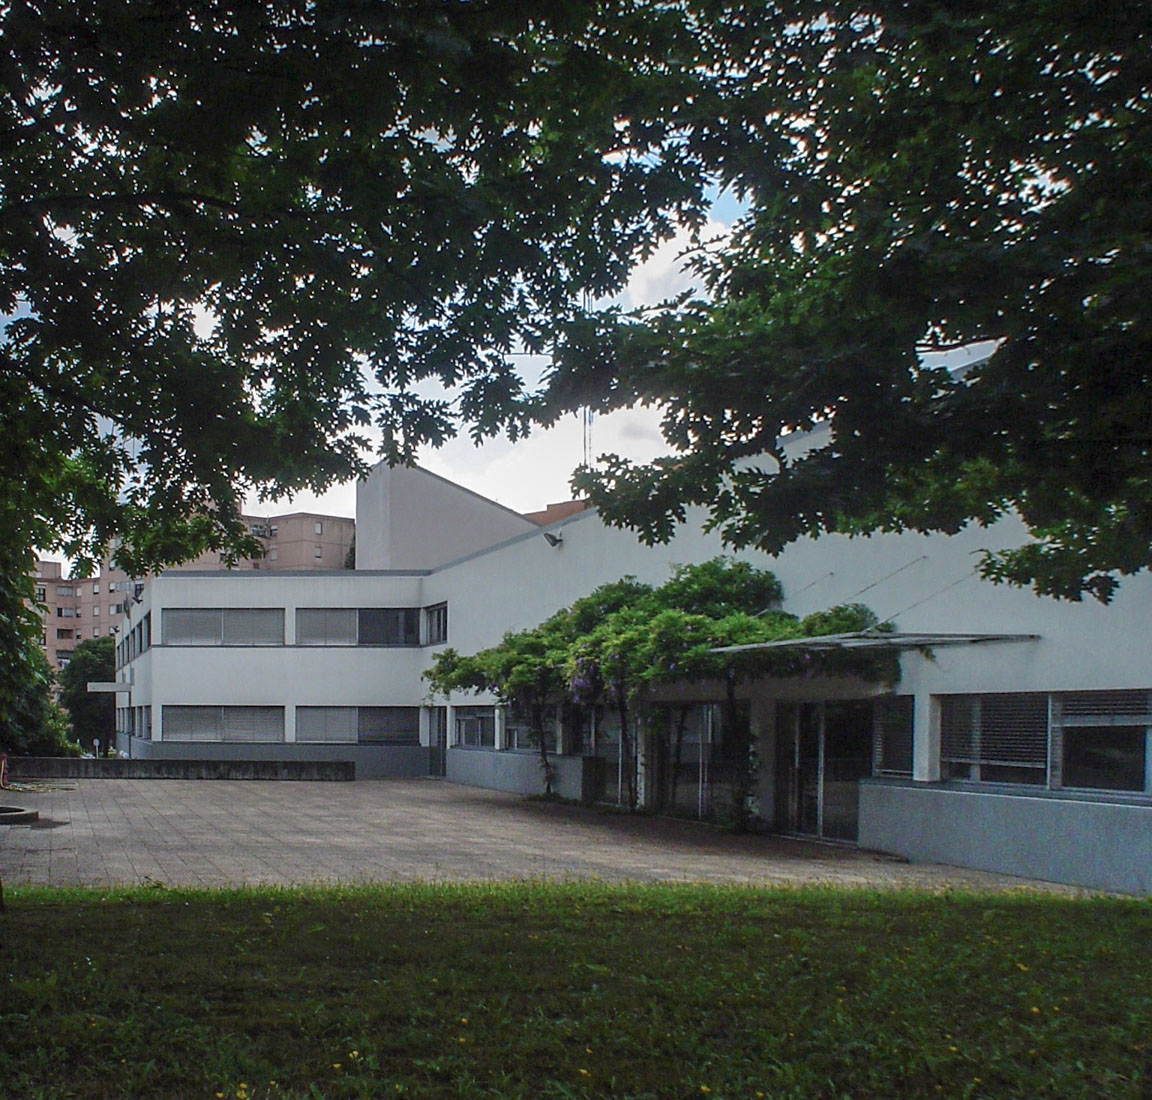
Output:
top-left (245, 213), bottom-right (735, 521)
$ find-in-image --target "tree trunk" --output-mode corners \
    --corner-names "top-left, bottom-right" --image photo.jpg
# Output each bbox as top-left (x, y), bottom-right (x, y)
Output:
top-left (531, 699), bottom-right (555, 797)
top-left (725, 676), bottom-right (754, 833)
top-left (615, 687), bottom-right (636, 808)
top-left (669, 704), bottom-right (691, 811)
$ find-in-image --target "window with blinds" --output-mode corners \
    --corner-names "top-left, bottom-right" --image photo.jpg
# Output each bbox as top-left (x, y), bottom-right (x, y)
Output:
top-left (162, 705), bottom-right (285, 741)
top-left (1058, 690), bottom-right (1150, 793)
top-left (162, 608), bottom-right (284, 646)
top-left (940, 694), bottom-right (1048, 784)
top-left (296, 608), bottom-right (357, 646)
top-left (294, 608), bottom-right (419, 646)
top-left (873, 696), bottom-right (914, 777)
top-left (357, 707), bottom-right (420, 743)
top-left (358, 608), bottom-right (420, 646)
top-left (295, 706), bottom-right (358, 742)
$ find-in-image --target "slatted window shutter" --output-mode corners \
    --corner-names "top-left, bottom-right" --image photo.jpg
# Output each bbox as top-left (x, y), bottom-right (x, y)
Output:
top-left (162, 609), bottom-right (223, 645)
top-left (163, 705), bottom-right (223, 740)
top-left (873, 696), bottom-right (914, 777)
top-left (222, 609), bottom-right (284, 645)
top-left (221, 706), bottom-right (284, 742)
top-left (296, 608), bottom-right (357, 645)
top-left (357, 707), bottom-right (420, 743)
top-left (296, 706), bottom-right (358, 742)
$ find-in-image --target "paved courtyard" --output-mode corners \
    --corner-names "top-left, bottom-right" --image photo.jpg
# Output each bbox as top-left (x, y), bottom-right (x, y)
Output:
top-left (1, 777), bottom-right (1076, 891)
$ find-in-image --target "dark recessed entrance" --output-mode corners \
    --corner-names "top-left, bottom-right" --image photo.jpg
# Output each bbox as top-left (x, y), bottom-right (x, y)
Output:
top-left (774, 700), bottom-right (874, 841)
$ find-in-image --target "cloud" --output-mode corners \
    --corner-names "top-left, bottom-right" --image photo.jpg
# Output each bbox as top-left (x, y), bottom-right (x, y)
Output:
top-left (624, 218), bottom-right (731, 309)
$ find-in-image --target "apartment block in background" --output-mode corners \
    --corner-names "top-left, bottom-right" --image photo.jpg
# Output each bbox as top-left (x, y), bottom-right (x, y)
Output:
top-left (32, 511), bottom-right (355, 673)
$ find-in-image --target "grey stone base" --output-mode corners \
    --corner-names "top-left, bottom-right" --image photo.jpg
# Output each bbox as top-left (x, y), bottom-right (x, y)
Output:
top-left (8, 756), bottom-right (354, 781)
top-left (859, 778), bottom-right (1152, 895)
top-left (447, 748), bottom-right (597, 801)
top-left (113, 734), bottom-right (431, 779)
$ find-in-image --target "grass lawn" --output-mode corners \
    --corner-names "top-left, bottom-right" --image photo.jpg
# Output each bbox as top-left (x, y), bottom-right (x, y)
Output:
top-left (1, 882), bottom-right (1149, 1099)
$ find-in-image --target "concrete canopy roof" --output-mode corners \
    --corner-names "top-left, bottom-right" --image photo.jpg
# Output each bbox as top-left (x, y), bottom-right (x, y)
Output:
top-left (710, 629), bottom-right (1040, 655)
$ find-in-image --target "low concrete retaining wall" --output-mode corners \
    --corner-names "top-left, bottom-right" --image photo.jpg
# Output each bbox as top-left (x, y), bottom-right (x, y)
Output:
top-left (859, 778), bottom-right (1152, 895)
top-left (8, 756), bottom-right (355, 781)
top-left (113, 735), bottom-right (432, 779)
top-left (447, 748), bottom-right (594, 801)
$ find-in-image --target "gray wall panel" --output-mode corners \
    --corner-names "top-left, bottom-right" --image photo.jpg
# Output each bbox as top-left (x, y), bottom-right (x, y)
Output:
top-left (113, 735), bottom-right (429, 779)
top-left (859, 779), bottom-right (1152, 895)
top-left (447, 749), bottom-right (587, 800)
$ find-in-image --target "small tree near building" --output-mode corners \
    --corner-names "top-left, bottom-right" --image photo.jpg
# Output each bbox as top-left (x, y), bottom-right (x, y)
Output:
top-left (0, 645), bottom-right (80, 757)
top-left (58, 637), bottom-right (115, 756)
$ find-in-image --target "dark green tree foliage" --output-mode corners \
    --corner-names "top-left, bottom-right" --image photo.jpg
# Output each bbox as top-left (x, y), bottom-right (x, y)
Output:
top-left (0, 0), bottom-right (715, 719)
top-left (427, 620), bottom-right (572, 795)
top-left (555, 1), bottom-right (1152, 603)
top-left (427, 559), bottom-right (894, 824)
top-left (0, 646), bottom-right (80, 758)
top-left (58, 636), bottom-right (115, 755)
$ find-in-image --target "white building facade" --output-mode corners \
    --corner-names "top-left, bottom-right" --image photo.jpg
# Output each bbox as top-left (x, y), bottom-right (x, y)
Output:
top-left (114, 461), bottom-right (1152, 893)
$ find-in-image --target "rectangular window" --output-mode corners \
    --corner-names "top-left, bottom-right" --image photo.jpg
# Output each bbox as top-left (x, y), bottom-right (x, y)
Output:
top-left (295, 706), bottom-right (358, 743)
top-left (56, 585), bottom-right (74, 597)
top-left (163, 608), bottom-right (220, 644)
top-left (358, 608), bottom-right (419, 647)
top-left (424, 603), bottom-right (448, 646)
top-left (57, 606), bottom-right (76, 618)
top-left (93, 584), bottom-right (100, 594)
top-left (221, 608), bottom-right (284, 646)
top-left (314, 546), bottom-right (323, 560)
top-left (454, 705), bottom-right (495, 748)
top-left (1058, 690), bottom-right (1150, 793)
top-left (296, 608), bottom-right (357, 646)
top-left (504, 706), bottom-right (557, 753)
top-left (873, 696), bottom-right (914, 777)
top-left (315, 521), bottom-right (323, 535)
top-left (162, 608), bottom-right (284, 646)
top-left (35, 587), bottom-right (46, 602)
top-left (162, 705), bottom-right (284, 742)
top-left (269, 547), bottom-right (278, 562)
top-left (93, 606), bottom-right (100, 616)
top-left (56, 628), bottom-right (73, 640)
top-left (940, 694), bottom-right (1048, 784)
top-left (357, 707), bottom-right (420, 744)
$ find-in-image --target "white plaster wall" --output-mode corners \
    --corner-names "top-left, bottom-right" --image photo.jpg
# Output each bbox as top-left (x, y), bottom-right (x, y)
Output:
top-left (120, 483), bottom-right (1152, 761)
top-left (125, 570), bottom-right (433, 741)
top-left (419, 504), bottom-right (1152, 701)
top-left (355, 463), bottom-right (538, 570)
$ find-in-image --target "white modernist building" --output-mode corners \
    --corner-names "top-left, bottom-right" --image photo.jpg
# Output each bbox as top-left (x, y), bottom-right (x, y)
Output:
top-left (114, 460), bottom-right (1152, 893)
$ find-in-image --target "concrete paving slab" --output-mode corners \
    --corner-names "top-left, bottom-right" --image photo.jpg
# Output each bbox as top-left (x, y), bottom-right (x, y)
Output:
top-left (0, 777), bottom-right (1082, 892)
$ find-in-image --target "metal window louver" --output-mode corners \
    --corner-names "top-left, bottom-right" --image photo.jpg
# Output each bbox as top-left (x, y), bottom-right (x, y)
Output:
top-left (162, 705), bottom-right (222, 740)
top-left (1061, 690), bottom-right (1152, 722)
top-left (295, 706), bottom-right (358, 743)
top-left (358, 707), bottom-right (420, 743)
top-left (873, 696), bottom-right (914, 777)
top-left (296, 608), bottom-right (357, 645)
top-left (940, 694), bottom-right (1048, 767)
top-left (221, 706), bottom-right (284, 742)
top-left (222, 608), bottom-right (284, 646)
top-left (162, 608), bottom-right (223, 645)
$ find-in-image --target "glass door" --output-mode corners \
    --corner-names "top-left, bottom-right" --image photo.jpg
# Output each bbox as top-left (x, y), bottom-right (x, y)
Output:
top-left (774, 700), bottom-right (873, 841)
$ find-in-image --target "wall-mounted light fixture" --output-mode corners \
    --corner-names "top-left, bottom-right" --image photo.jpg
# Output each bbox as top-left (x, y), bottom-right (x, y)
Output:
top-left (543, 532), bottom-right (563, 548)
